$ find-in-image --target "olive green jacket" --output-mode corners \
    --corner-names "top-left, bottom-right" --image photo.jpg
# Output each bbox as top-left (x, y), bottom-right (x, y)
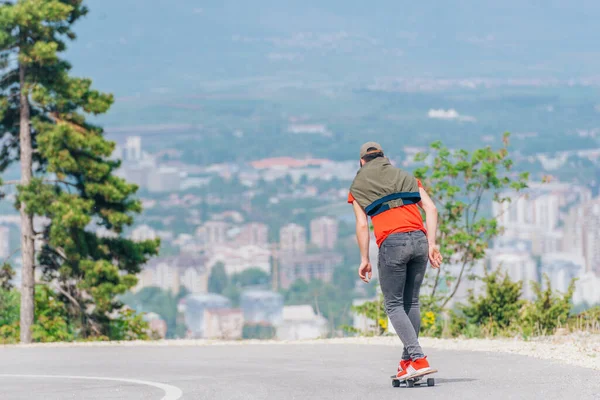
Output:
top-left (349, 157), bottom-right (421, 217)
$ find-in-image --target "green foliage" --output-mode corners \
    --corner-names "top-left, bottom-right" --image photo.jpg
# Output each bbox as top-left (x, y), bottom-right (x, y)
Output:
top-left (120, 286), bottom-right (188, 339)
top-left (567, 306), bottom-right (600, 333)
top-left (460, 268), bottom-right (524, 334)
top-left (208, 262), bottom-right (228, 294)
top-left (420, 270), bottom-right (581, 339)
top-left (349, 294), bottom-right (387, 335)
top-left (0, 286), bottom-right (20, 343)
top-left (414, 133), bottom-right (530, 311)
top-left (230, 268), bottom-right (269, 287)
top-left (520, 274), bottom-right (576, 336)
top-left (0, 0), bottom-right (160, 340)
top-left (242, 323), bottom-right (276, 339)
top-left (107, 308), bottom-right (151, 342)
top-left (0, 263), bottom-right (14, 290)
top-left (282, 271), bottom-right (356, 334)
top-left (31, 285), bottom-right (73, 342)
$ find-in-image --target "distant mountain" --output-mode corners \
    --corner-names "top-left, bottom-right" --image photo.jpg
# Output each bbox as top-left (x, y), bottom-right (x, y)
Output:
top-left (67, 0), bottom-right (600, 97)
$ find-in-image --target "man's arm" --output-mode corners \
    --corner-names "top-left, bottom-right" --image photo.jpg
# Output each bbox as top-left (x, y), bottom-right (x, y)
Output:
top-left (418, 186), bottom-right (438, 246)
top-left (352, 200), bottom-right (370, 262)
top-left (418, 186), bottom-right (442, 268)
top-left (352, 200), bottom-right (372, 282)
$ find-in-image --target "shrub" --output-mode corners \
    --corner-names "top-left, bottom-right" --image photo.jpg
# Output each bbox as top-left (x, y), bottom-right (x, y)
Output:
top-left (567, 306), bottom-right (600, 333)
top-left (350, 294), bottom-right (387, 335)
top-left (519, 274), bottom-right (576, 336)
top-left (243, 323), bottom-right (276, 339)
top-left (460, 268), bottom-right (524, 335)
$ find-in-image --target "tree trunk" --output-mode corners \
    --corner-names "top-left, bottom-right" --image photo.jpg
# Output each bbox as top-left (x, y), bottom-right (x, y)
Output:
top-left (19, 61), bottom-right (35, 344)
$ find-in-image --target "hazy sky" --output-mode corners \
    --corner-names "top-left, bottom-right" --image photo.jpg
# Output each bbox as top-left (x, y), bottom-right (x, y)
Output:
top-left (66, 0), bottom-right (600, 96)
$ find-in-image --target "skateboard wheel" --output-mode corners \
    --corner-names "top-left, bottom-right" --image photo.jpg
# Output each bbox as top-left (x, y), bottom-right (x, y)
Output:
top-left (392, 380), bottom-right (400, 388)
top-left (427, 378), bottom-right (435, 387)
top-left (407, 380), bottom-right (415, 388)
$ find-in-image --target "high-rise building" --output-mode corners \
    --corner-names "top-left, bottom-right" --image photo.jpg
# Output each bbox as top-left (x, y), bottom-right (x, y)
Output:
top-left (237, 223), bottom-right (269, 247)
top-left (493, 182), bottom-right (592, 256)
top-left (540, 252), bottom-right (585, 294)
top-left (147, 166), bottom-right (181, 193)
top-left (198, 221), bottom-right (230, 246)
top-left (563, 197), bottom-right (600, 274)
top-left (310, 217), bottom-right (338, 250)
top-left (277, 252), bottom-right (343, 289)
top-left (133, 255), bottom-right (208, 294)
top-left (124, 136), bottom-right (142, 162)
top-left (279, 223), bottom-right (306, 253)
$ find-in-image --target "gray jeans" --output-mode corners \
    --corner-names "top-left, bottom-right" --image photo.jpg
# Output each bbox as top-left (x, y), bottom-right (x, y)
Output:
top-left (378, 230), bottom-right (428, 361)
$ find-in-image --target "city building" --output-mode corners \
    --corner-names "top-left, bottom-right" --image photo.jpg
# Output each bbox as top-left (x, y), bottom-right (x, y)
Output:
top-left (351, 298), bottom-right (378, 334)
top-left (133, 255), bottom-right (208, 294)
top-left (235, 223), bottom-right (269, 247)
top-left (240, 290), bottom-right (284, 326)
top-left (276, 305), bottom-right (328, 340)
top-left (572, 271), bottom-right (600, 306)
top-left (493, 182), bottom-right (592, 257)
top-left (197, 221), bottom-right (230, 247)
top-left (563, 197), bottom-right (600, 275)
top-left (310, 217), bottom-right (338, 250)
top-left (540, 252), bottom-right (585, 294)
top-left (182, 293), bottom-right (231, 338)
top-left (202, 308), bottom-right (244, 340)
top-left (279, 223), bottom-right (307, 253)
top-left (206, 245), bottom-right (271, 275)
top-left (124, 136), bottom-right (142, 162)
top-left (144, 312), bottom-right (168, 339)
top-left (116, 157), bottom-right (157, 189)
top-left (278, 252), bottom-right (343, 289)
top-left (147, 166), bottom-right (181, 193)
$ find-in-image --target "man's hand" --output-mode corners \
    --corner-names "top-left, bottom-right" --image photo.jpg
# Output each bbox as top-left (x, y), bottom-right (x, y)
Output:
top-left (428, 245), bottom-right (443, 269)
top-left (358, 259), bottom-right (372, 283)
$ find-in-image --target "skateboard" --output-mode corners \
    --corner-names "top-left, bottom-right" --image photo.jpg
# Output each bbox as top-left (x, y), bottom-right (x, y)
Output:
top-left (391, 369), bottom-right (438, 388)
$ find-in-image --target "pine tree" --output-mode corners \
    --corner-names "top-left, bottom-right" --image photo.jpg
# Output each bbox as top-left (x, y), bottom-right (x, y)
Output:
top-left (0, 1), bottom-right (159, 342)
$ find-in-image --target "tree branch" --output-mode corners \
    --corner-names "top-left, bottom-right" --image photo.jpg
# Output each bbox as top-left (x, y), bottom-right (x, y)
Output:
top-left (1, 178), bottom-right (77, 187)
top-left (441, 255), bottom-right (470, 309)
top-left (1, 247), bottom-right (20, 266)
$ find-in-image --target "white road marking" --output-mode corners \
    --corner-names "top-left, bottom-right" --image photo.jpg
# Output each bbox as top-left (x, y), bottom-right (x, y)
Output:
top-left (0, 374), bottom-right (183, 400)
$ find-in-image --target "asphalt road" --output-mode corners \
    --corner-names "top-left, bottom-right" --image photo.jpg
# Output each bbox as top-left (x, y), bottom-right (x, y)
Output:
top-left (1, 342), bottom-right (599, 400)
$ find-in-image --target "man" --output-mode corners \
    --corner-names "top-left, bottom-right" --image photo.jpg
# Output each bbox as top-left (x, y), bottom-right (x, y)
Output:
top-left (348, 142), bottom-right (442, 379)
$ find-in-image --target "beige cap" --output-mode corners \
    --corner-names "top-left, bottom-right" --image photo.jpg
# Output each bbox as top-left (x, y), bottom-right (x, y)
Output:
top-left (360, 141), bottom-right (383, 158)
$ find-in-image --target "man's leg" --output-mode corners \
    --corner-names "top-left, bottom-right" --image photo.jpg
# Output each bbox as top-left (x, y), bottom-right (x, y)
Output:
top-left (401, 233), bottom-right (429, 360)
top-left (378, 234), bottom-right (425, 361)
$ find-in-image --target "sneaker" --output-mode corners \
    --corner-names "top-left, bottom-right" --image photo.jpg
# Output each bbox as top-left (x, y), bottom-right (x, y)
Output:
top-left (396, 367), bottom-right (411, 379)
top-left (397, 359), bottom-right (411, 373)
top-left (406, 356), bottom-right (432, 377)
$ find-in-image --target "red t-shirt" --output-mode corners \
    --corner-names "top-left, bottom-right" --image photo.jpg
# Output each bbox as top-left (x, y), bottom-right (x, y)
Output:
top-left (348, 179), bottom-right (426, 247)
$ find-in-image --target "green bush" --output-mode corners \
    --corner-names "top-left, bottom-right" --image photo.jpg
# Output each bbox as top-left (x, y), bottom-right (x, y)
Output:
top-left (0, 284), bottom-right (152, 343)
top-left (31, 285), bottom-right (74, 342)
top-left (0, 288), bottom-right (20, 344)
top-left (567, 306), bottom-right (600, 333)
top-left (460, 268), bottom-right (524, 335)
top-left (350, 294), bottom-right (387, 335)
top-left (242, 323), bottom-right (276, 339)
top-left (520, 274), bottom-right (576, 337)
